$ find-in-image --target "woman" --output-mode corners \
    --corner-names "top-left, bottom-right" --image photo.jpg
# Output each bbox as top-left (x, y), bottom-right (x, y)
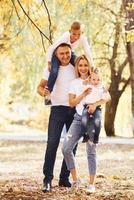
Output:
top-left (62, 55), bottom-right (110, 193)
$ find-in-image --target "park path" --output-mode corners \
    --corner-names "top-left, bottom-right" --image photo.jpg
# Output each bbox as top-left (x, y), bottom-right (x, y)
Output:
top-left (0, 125), bottom-right (134, 144)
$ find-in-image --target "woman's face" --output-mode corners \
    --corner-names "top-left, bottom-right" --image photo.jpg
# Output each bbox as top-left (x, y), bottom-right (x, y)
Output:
top-left (77, 59), bottom-right (90, 77)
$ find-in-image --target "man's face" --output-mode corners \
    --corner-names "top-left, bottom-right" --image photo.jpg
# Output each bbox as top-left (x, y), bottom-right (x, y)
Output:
top-left (55, 46), bottom-right (71, 66)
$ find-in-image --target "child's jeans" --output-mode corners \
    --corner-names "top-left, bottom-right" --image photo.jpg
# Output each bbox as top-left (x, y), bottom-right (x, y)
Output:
top-left (81, 106), bottom-right (101, 143)
top-left (47, 51), bottom-right (76, 92)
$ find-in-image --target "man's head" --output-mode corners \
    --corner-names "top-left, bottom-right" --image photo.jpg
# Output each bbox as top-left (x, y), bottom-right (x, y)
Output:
top-left (69, 21), bottom-right (83, 43)
top-left (54, 43), bottom-right (71, 66)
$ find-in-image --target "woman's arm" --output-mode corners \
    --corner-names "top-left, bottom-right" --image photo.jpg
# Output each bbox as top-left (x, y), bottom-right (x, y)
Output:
top-left (87, 97), bottom-right (111, 114)
top-left (69, 88), bottom-right (92, 107)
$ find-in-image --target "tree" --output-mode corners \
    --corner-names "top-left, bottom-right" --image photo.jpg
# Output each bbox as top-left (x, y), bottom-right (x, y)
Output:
top-left (95, 3), bottom-right (130, 136)
top-left (123, 0), bottom-right (134, 136)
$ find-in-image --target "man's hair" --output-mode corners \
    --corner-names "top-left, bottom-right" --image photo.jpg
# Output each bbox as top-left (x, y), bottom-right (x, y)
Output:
top-left (54, 43), bottom-right (71, 54)
top-left (70, 21), bottom-right (81, 30)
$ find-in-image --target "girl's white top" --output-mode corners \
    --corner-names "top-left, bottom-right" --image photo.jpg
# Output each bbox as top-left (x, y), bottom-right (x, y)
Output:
top-left (69, 78), bottom-right (110, 115)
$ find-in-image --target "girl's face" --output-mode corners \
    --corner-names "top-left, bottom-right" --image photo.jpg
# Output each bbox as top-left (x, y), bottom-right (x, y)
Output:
top-left (77, 59), bottom-right (90, 78)
top-left (90, 72), bottom-right (102, 86)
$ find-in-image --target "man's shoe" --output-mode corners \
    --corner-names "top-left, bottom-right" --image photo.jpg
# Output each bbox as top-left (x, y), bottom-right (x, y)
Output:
top-left (42, 182), bottom-right (52, 193)
top-left (59, 179), bottom-right (71, 187)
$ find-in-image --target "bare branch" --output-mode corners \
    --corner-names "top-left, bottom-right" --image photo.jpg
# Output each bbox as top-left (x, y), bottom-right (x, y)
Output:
top-left (16, 0), bottom-right (52, 44)
top-left (42, 0), bottom-right (53, 43)
top-left (11, 0), bottom-right (20, 20)
top-left (90, 0), bottom-right (117, 16)
top-left (118, 57), bottom-right (128, 75)
top-left (119, 77), bottom-right (130, 96)
top-left (40, 32), bottom-right (46, 53)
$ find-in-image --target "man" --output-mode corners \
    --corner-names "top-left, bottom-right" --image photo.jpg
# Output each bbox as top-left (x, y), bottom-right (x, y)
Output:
top-left (37, 43), bottom-right (77, 193)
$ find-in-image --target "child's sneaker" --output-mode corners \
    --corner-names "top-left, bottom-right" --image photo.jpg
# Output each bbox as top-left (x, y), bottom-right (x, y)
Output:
top-left (44, 96), bottom-right (51, 105)
top-left (86, 185), bottom-right (95, 194)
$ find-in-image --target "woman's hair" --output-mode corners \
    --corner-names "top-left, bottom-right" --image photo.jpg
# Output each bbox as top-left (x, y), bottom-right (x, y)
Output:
top-left (75, 55), bottom-right (92, 77)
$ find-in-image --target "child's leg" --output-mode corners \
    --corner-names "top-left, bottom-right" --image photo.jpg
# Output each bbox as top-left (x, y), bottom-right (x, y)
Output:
top-left (93, 107), bottom-right (101, 144)
top-left (81, 107), bottom-right (89, 143)
top-left (81, 106), bottom-right (88, 130)
top-left (47, 54), bottom-right (60, 92)
top-left (70, 51), bottom-right (76, 66)
top-left (87, 116), bottom-right (95, 143)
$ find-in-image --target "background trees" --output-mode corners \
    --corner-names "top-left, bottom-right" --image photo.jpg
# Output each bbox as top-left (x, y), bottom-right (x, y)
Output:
top-left (0, 0), bottom-right (133, 137)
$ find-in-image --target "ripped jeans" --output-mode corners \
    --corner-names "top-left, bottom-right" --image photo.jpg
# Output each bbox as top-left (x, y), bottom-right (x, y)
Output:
top-left (62, 112), bottom-right (96, 175)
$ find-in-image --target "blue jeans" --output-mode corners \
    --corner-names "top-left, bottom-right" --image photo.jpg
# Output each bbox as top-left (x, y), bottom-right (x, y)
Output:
top-left (62, 113), bottom-right (96, 175)
top-left (43, 106), bottom-right (76, 184)
top-left (81, 106), bottom-right (101, 143)
top-left (47, 52), bottom-right (76, 92)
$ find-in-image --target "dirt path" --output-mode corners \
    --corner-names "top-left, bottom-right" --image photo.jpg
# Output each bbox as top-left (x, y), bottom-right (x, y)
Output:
top-left (0, 140), bottom-right (134, 200)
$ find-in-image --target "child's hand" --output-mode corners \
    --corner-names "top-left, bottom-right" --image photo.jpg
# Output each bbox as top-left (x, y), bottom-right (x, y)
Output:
top-left (44, 86), bottom-right (50, 96)
top-left (87, 104), bottom-right (96, 114)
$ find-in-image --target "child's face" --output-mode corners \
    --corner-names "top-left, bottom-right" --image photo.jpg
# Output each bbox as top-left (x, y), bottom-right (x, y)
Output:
top-left (90, 73), bottom-right (102, 86)
top-left (70, 29), bottom-right (81, 43)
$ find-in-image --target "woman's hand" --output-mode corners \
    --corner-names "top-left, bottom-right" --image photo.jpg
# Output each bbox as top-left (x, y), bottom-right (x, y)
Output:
top-left (82, 87), bottom-right (92, 98)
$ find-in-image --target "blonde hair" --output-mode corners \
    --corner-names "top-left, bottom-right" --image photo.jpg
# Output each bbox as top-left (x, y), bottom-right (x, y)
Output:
top-left (75, 55), bottom-right (92, 77)
top-left (70, 21), bottom-right (81, 30)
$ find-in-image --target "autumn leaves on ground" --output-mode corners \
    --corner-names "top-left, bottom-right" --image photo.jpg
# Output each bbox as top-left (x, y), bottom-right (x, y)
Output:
top-left (0, 140), bottom-right (134, 200)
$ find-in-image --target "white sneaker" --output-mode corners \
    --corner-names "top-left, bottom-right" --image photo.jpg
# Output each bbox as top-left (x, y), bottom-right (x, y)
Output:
top-left (71, 179), bottom-right (81, 189)
top-left (86, 185), bottom-right (95, 193)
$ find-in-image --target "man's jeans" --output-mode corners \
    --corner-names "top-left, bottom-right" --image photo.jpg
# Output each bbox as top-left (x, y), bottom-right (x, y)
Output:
top-left (43, 106), bottom-right (76, 184)
top-left (47, 52), bottom-right (76, 92)
top-left (81, 106), bottom-right (101, 144)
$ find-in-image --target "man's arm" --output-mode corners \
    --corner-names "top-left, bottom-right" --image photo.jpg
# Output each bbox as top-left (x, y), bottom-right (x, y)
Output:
top-left (37, 79), bottom-right (50, 97)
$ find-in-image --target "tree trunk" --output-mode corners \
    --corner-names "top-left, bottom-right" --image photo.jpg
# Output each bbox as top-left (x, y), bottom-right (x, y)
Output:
top-left (105, 92), bottom-right (120, 136)
top-left (123, 0), bottom-right (134, 135)
top-left (126, 42), bottom-right (134, 135)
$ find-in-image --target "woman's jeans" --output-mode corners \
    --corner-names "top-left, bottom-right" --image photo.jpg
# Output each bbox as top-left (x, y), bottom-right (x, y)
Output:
top-left (47, 52), bottom-right (76, 92)
top-left (62, 113), bottom-right (96, 175)
top-left (81, 106), bottom-right (101, 144)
